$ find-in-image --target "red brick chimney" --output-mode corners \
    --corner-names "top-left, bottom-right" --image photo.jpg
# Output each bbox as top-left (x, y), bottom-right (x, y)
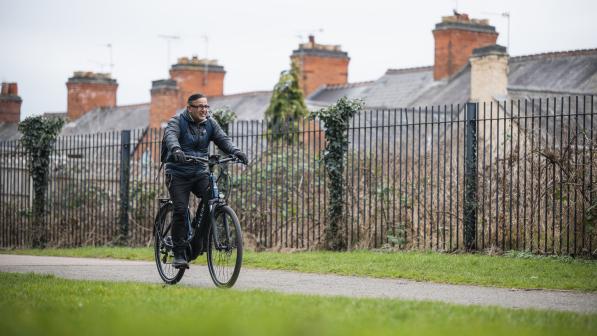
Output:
top-left (169, 56), bottom-right (225, 103)
top-left (66, 72), bottom-right (118, 120)
top-left (433, 13), bottom-right (498, 81)
top-left (150, 79), bottom-right (180, 129)
top-left (290, 35), bottom-right (350, 96)
top-left (0, 82), bottom-right (22, 123)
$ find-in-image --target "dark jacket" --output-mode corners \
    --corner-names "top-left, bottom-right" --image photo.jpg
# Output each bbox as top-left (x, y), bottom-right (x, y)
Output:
top-left (164, 110), bottom-right (238, 176)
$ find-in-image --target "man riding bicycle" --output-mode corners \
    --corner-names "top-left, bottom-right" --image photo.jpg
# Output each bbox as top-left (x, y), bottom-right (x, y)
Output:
top-left (163, 93), bottom-right (248, 269)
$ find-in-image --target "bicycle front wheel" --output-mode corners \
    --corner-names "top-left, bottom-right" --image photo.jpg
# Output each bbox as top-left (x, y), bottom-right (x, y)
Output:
top-left (154, 202), bottom-right (185, 284)
top-left (207, 205), bottom-right (243, 288)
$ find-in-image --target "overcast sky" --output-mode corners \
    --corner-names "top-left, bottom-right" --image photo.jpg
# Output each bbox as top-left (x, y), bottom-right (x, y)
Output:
top-left (1, 0), bottom-right (596, 120)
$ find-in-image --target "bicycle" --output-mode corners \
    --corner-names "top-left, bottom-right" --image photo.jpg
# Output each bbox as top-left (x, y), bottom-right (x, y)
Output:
top-left (154, 154), bottom-right (244, 288)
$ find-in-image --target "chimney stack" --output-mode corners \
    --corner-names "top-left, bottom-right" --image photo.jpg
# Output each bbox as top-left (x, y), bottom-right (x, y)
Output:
top-left (290, 35), bottom-right (350, 96)
top-left (470, 44), bottom-right (509, 103)
top-left (470, 45), bottom-right (512, 158)
top-left (66, 72), bottom-right (118, 120)
top-left (0, 82), bottom-right (22, 123)
top-left (433, 13), bottom-right (498, 81)
top-left (169, 56), bottom-right (225, 103)
top-left (150, 79), bottom-right (180, 129)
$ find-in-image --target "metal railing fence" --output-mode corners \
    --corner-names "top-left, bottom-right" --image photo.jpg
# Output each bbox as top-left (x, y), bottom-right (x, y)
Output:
top-left (0, 96), bottom-right (595, 256)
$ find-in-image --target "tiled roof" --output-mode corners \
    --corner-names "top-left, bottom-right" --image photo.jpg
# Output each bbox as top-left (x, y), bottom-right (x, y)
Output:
top-left (0, 123), bottom-right (20, 142)
top-left (208, 91), bottom-right (272, 120)
top-left (309, 65), bottom-right (439, 109)
top-left (61, 103), bottom-right (150, 135)
top-left (307, 48), bottom-right (597, 110)
top-left (307, 81), bottom-right (375, 106)
top-left (508, 49), bottom-right (597, 94)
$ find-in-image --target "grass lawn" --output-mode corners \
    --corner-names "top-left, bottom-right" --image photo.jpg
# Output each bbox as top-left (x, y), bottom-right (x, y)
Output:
top-left (2, 247), bottom-right (596, 291)
top-left (0, 272), bottom-right (595, 336)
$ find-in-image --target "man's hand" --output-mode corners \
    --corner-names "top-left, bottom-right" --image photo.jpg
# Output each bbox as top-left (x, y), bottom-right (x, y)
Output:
top-left (234, 151), bottom-right (248, 164)
top-left (172, 148), bottom-right (186, 163)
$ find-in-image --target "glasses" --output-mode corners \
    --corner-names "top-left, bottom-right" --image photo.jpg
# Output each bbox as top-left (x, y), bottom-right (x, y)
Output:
top-left (189, 104), bottom-right (210, 109)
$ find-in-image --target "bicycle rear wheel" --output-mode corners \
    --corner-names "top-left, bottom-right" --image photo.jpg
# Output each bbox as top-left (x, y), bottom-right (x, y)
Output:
top-left (207, 205), bottom-right (243, 288)
top-left (154, 202), bottom-right (185, 284)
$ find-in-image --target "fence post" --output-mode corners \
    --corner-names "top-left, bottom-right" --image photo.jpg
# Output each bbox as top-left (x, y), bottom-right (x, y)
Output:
top-left (119, 130), bottom-right (131, 245)
top-left (464, 102), bottom-right (478, 250)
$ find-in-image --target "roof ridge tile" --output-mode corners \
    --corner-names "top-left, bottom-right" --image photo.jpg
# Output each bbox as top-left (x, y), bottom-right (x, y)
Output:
top-left (385, 66), bottom-right (434, 75)
top-left (322, 81), bottom-right (375, 90)
top-left (511, 48), bottom-right (597, 62)
top-left (210, 90), bottom-right (272, 99)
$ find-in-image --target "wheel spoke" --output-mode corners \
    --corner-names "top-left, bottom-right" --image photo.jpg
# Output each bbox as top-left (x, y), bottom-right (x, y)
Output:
top-left (155, 204), bottom-right (184, 284)
top-left (207, 206), bottom-right (242, 288)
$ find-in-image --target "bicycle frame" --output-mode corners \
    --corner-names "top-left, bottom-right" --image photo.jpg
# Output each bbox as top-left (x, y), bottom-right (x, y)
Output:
top-left (156, 154), bottom-right (238, 251)
top-left (185, 154), bottom-right (238, 251)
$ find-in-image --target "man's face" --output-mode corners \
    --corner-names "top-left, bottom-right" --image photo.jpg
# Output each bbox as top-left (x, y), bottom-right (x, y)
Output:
top-left (188, 97), bottom-right (209, 122)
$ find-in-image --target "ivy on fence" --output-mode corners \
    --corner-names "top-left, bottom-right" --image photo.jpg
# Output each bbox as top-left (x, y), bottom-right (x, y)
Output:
top-left (18, 115), bottom-right (64, 247)
top-left (311, 97), bottom-right (364, 250)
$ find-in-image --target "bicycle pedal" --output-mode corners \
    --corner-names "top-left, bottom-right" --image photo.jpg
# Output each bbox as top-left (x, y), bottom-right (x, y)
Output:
top-left (173, 263), bottom-right (190, 270)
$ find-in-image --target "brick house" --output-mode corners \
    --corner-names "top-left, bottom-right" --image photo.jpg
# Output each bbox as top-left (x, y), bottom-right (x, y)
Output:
top-left (1, 12), bottom-right (595, 142)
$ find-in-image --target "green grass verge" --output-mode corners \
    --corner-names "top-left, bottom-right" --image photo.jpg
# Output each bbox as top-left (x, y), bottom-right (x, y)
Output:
top-left (2, 247), bottom-right (596, 291)
top-left (1, 272), bottom-right (595, 336)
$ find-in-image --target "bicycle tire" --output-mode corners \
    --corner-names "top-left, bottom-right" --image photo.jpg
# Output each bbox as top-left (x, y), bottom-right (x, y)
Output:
top-left (154, 202), bottom-right (185, 284)
top-left (207, 205), bottom-right (243, 288)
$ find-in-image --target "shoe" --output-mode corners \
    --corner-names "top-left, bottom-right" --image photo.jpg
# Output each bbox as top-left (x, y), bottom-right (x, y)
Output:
top-left (172, 250), bottom-right (189, 269)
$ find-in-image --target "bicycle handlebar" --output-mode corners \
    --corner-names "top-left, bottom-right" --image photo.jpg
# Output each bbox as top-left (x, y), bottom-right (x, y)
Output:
top-left (185, 155), bottom-right (243, 165)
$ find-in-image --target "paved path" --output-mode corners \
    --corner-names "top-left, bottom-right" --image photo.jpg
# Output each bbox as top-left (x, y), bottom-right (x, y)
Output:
top-left (1, 254), bottom-right (596, 314)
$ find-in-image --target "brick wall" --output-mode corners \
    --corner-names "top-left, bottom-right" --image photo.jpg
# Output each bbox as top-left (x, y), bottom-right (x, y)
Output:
top-left (66, 72), bottom-right (117, 121)
top-left (292, 54), bottom-right (349, 96)
top-left (433, 14), bottom-right (498, 81)
top-left (169, 56), bottom-right (225, 102)
top-left (149, 80), bottom-right (180, 129)
top-left (0, 83), bottom-right (22, 123)
top-left (291, 36), bottom-right (350, 97)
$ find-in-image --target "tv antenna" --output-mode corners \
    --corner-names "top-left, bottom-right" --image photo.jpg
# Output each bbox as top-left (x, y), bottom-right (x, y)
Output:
top-left (106, 43), bottom-right (114, 74)
top-left (158, 34), bottom-right (180, 69)
top-left (202, 35), bottom-right (209, 85)
top-left (482, 11), bottom-right (511, 51)
top-left (296, 28), bottom-right (324, 42)
top-left (87, 59), bottom-right (109, 72)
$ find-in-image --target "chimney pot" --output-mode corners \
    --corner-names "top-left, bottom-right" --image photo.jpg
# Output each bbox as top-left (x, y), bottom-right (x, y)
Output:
top-left (1, 83), bottom-right (8, 95)
top-left (309, 35), bottom-right (315, 44)
top-left (7, 83), bottom-right (18, 95)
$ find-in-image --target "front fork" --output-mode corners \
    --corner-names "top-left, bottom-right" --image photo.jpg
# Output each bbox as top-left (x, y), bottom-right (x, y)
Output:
top-left (208, 201), bottom-right (231, 250)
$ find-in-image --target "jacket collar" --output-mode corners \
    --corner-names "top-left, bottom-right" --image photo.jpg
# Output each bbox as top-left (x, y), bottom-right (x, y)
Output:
top-left (183, 109), bottom-right (209, 125)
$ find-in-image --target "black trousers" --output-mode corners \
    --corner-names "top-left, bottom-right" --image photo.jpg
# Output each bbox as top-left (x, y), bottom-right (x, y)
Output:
top-left (166, 173), bottom-right (210, 252)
